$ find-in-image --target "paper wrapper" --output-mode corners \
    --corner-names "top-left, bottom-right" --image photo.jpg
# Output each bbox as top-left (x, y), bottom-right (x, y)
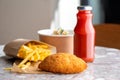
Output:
top-left (3, 39), bottom-right (56, 74)
top-left (3, 39), bottom-right (56, 58)
top-left (11, 60), bottom-right (51, 74)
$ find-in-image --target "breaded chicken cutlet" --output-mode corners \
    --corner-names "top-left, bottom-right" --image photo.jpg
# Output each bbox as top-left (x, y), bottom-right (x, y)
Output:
top-left (39, 53), bottom-right (87, 74)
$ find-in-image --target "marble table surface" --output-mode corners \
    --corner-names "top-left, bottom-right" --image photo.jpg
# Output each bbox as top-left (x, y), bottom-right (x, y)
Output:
top-left (0, 45), bottom-right (120, 80)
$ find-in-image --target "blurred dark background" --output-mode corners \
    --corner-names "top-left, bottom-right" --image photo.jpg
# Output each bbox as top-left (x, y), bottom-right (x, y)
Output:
top-left (101, 0), bottom-right (120, 24)
top-left (81, 0), bottom-right (120, 24)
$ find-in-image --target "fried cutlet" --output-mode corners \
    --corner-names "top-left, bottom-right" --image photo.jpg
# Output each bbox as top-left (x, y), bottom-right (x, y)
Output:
top-left (39, 53), bottom-right (87, 74)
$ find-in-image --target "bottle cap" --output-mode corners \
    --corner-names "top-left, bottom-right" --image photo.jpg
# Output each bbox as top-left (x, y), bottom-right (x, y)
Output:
top-left (77, 6), bottom-right (92, 10)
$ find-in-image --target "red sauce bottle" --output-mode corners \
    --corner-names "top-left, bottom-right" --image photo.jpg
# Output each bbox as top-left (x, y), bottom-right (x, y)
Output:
top-left (74, 6), bottom-right (95, 62)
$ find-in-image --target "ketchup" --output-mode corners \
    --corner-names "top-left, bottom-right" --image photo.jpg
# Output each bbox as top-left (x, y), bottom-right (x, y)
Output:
top-left (74, 6), bottom-right (95, 62)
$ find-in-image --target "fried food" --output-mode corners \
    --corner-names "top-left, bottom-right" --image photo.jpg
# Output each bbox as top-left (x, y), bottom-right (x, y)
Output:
top-left (17, 42), bottom-right (51, 69)
top-left (17, 42), bottom-right (51, 62)
top-left (3, 39), bottom-right (57, 73)
top-left (39, 53), bottom-right (87, 74)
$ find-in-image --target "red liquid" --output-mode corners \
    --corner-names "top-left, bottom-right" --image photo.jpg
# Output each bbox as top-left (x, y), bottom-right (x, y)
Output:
top-left (74, 10), bottom-right (95, 62)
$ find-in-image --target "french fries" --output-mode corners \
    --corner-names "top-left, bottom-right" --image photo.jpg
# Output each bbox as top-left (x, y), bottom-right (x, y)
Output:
top-left (3, 39), bottom-right (56, 73)
top-left (17, 42), bottom-right (51, 69)
top-left (17, 42), bottom-right (51, 61)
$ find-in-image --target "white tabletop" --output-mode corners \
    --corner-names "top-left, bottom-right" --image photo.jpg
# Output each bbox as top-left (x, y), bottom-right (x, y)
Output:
top-left (0, 45), bottom-right (120, 80)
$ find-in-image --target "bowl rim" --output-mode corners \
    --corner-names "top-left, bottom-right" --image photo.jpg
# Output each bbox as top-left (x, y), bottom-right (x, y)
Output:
top-left (37, 29), bottom-right (73, 37)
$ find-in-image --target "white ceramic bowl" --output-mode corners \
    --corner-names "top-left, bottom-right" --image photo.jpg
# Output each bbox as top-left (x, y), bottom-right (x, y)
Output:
top-left (38, 29), bottom-right (73, 53)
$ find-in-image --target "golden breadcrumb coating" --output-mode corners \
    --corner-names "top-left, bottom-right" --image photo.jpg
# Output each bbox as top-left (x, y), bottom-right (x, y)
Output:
top-left (39, 53), bottom-right (87, 74)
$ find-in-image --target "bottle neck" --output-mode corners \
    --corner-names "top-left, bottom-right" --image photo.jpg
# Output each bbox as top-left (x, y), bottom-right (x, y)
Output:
top-left (77, 10), bottom-right (93, 27)
top-left (78, 10), bottom-right (92, 14)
